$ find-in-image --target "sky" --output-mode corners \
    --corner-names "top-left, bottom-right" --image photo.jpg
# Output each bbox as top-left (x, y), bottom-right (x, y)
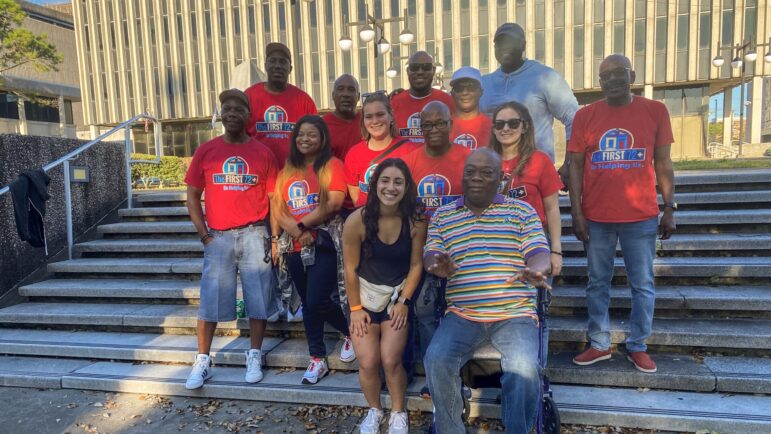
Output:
top-left (25, 0), bottom-right (69, 4)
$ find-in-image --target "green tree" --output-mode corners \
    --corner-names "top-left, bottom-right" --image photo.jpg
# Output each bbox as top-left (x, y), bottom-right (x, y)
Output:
top-left (0, 0), bottom-right (62, 75)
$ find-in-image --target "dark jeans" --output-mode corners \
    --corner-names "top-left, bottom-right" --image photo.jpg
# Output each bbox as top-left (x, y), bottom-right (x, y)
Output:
top-left (287, 231), bottom-right (350, 358)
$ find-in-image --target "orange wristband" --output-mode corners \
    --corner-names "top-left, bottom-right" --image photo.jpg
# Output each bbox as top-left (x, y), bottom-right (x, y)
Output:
top-left (349, 304), bottom-right (363, 312)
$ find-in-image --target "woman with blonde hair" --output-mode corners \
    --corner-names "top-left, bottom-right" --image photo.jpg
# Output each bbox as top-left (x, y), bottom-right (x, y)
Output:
top-left (271, 115), bottom-right (355, 385)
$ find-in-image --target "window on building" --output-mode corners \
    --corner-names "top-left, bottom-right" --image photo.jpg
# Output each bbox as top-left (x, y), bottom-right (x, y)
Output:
top-left (24, 99), bottom-right (60, 123)
top-left (698, 0), bottom-right (711, 80)
top-left (0, 92), bottom-right (20, 120)
top-left (64, 100), bottom-right (74, 125)
top-left (654, 0), bottom-right (668, 83)
top-left (676, 0), bottom-right (690, 81)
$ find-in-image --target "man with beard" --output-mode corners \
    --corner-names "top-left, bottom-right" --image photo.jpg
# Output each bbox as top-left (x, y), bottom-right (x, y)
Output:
top-left (322, 74), bottom-right (362, 161)
top-left (423, 148), bottom-right (551, 433)
top-left (245, 42), bottom-right (317, 167)
top-left (568, 54), bottom-right (676, 374)
top-left (480, 23), bottom-right (578, 185)
top-left (391, 51), bottom-right (455, 144)
top-left (449, 66), bottom-right (492, 151)
top-left (184, 89), bottom-right (279, 389)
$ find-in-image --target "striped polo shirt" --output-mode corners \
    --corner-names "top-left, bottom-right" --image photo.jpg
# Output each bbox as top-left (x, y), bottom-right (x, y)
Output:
top-left (424, 194), bottom-right (550, 322)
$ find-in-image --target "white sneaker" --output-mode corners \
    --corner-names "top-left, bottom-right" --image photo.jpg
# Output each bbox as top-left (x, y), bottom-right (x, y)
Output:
top-left (359, 407), bottom-right (384, 434)
top-left (387, 411), bottom-right (408, 434)
top-left (185, 354), bottom-right (212, 389)
top-left (245, 349), bottom-right (263, 383)
top-left (287, 306), bottom-right (303, 322)
top-left (301, 357), bottom-right (329, 384)
top-left (340, 336), bottom-right (356, 362)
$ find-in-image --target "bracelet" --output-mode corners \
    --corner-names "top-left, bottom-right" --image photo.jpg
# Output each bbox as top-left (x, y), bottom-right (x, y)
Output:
top-left (349, 304), bottom-right (363, 312)
top-left (550, 251), bottom-right (563, 256)
top-left (270, 235), bottom-right (280, 240)
top-left (200, 233), bottom-right (213, 243)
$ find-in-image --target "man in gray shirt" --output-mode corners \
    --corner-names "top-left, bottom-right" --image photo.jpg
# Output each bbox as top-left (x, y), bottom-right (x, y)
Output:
top-left (480, 22), bottom-right (578, 184)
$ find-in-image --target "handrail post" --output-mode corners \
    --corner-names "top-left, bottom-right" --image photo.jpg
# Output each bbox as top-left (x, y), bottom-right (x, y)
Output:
top-left (125, 124), bottom-right (133, 209)
top-left (63, 159), bottom-right (73, 260)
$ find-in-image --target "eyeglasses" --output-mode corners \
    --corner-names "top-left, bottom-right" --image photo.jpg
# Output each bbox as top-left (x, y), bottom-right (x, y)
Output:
top-left (408, 63), bottom-right (434, 72)
top-left (361, 90), bottom-right (387, 103)
top-left (599, 67), bottom-right (631, 81)
top-left (421, 120), bottom-right (450, 131)
top-left (452, 83), bottom-right (481, 93)
top-left (493, 119), bottom-right (525, 130)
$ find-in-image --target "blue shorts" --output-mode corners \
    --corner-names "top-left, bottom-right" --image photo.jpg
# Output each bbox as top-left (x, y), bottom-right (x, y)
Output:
top-left (198, 225), bottom-right (279, 322)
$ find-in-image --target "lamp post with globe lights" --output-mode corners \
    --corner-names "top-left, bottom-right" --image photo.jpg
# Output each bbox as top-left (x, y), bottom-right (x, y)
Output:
top-left (338, 6), bottom-right (414, 59)
top-left (711, 38), bottom-right (771, 155)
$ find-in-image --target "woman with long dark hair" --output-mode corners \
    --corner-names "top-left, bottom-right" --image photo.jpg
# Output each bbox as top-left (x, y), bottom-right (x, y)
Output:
top-left (342, 158), bottom-right (426, 434)
top-left (489, 101), bottom-right (563, 279)
top-left (271, 115), bottom-right (355, 385)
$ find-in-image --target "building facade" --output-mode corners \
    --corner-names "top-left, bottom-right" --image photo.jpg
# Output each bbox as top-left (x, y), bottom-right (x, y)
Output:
top-left (72, 0), bottom-right (771, 157)
top-left (0, 2), bottom-right (84, 139)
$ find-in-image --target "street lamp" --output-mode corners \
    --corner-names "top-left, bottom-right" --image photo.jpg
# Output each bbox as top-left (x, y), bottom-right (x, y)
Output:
top-left (340, 6), bottom-right (413, 59)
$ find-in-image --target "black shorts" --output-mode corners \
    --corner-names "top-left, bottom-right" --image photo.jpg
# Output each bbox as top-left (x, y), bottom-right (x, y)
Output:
top-left (364, 307), bottom-right (391, 325)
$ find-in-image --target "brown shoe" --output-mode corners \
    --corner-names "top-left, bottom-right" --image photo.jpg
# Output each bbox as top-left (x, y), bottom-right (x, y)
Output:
top-left (572, 347), bottom-right (612, 366)
top-left (627, 351), bottom-right (657, 373)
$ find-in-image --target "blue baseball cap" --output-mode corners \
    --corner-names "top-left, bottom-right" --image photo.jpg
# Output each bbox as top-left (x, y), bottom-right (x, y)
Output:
top-left (450, 66), bottom-right (483, 86)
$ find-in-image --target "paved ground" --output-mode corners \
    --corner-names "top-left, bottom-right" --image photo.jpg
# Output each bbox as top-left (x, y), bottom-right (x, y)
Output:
top-left (0, 386), bottom-right (684, 434)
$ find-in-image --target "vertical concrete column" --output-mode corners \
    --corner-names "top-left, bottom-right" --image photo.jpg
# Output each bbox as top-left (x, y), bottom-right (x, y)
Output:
top-left (643, 84), bottom-right (653, 99)
top-left (58, 95), bottom-right (66, 138)
top-left (722, 87), bottom-right (733, 146)
top-left (17, 97), bottom-right (28, 135)
top-left (749, 76), bottom-right (763, 144)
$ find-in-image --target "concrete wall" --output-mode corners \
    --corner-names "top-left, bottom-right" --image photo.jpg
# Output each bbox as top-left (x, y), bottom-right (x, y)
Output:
top-left (0, 134), bottom-right (126, 298)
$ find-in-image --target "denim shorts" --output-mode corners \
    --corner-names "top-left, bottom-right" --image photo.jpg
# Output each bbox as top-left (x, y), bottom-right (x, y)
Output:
top-left (198, 224), bottom-right (279, 322)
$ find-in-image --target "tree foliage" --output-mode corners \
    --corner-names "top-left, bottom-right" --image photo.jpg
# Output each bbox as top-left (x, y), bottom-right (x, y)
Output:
top-left (0, 0), bottom-right (63, 75)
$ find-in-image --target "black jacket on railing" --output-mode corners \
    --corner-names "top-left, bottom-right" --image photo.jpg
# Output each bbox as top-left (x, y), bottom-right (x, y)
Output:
top-left (10, 168), bottom-right (50, 253)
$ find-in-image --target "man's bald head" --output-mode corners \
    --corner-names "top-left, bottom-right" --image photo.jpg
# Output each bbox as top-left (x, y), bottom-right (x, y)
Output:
top-left (331, 74), bottom-right (360, 118)
top-left (468, 148), bottom-right (502, 175)
top-left (421, 101), bottom-right (451, 121)
top-left (463, 148), bottom-right (504, 209)
top-left (333, 74), bottom-right (360, 92)
top-left (599, 54), bottom-right (632, 73)
top-left (409, 51), bottom-right (434, 64)
top-left (598, 54), bottom-right (635, 106)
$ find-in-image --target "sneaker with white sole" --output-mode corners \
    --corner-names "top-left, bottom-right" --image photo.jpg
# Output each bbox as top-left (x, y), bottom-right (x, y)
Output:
top-left (301, 357), bottom-right (329, 384)
top-left (359, 407), bottom-right (384, 434)
top-left (387, 411), bottom-right (408, 434)
top-left (185, 354), bottom-right (212, 389)
top-left (287, 306), bottom-right (303, 322)
top-left (245, 349), bottom-right (263, 383)
top-left (340, 336), bottom-right (356, 362)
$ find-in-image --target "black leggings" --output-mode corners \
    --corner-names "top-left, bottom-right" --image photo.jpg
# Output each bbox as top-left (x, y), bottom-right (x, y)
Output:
top-left (287, 231), bottom-right (350, 358)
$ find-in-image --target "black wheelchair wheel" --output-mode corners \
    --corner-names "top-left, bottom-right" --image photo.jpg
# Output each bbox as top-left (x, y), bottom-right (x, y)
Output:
top-left (541, 395), bottom-right (561, 434)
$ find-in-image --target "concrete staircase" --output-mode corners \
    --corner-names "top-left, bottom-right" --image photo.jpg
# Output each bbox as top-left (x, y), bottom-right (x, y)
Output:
top-left (1, 169), bottom-right (770, 432)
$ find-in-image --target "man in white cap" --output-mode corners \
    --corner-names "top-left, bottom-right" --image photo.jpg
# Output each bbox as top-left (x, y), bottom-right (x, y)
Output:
top-left (449, 67), bottom-right (492, 151)
top-left (480, 22), bottom-right (578, 185)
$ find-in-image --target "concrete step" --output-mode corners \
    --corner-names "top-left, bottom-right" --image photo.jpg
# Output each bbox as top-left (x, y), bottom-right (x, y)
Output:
top-left (50, 360), bottom-right (771, 433)
top-left (74, 233), bottom-right (771, 255)
top-left (668, 168), bottom-right (771, 187)
top-left (1, 302), bottom-right (769, 350)
top-left (46, 256), bottom-right (771, 278)
top-left (20, 279), bottom-right (771, 313)
top-left (558, 190), bottom-right (771, 208)
top-left (559, 208), bottom-right (771, 228)
top-left (2, 328), bottom-right (768, 394)
top-left (0, 355), bottom-right (94, 389)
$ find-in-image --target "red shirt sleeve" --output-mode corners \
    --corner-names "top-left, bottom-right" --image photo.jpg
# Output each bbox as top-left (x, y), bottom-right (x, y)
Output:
top-left (567, 108), bottom-right (587, 153)
top-left (536, 152), bottom-right (564, 197)
top-left (184, 145), bottom-right (206, 190)
top-left (654, 102), bottom-right (674, 147)
top-left (328, 158), bottom-right (348, 192)
top-left (344, 148), bottom-right (359, 186)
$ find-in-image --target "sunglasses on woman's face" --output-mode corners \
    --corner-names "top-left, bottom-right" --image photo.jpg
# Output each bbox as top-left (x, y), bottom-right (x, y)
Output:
top-left (361, 90), bottom-right (387, 103)
top-left (493, 118), bottom-right (525, 130)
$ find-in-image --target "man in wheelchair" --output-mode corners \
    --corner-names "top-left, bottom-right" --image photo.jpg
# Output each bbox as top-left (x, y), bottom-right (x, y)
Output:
top-left (423, 149), bottom-right (552, 433)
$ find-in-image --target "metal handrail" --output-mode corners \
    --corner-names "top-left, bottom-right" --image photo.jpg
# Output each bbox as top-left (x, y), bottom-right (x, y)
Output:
top-left (0, 113), bottom-right (162, 259)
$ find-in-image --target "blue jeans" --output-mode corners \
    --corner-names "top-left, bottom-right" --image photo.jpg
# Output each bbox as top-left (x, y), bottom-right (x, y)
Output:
top-left (585, 217), bottom-right (657, 352)
top-left (199, 225), bottom-right (278, 322)
top-left (424, 313), bottom-right (540, 434)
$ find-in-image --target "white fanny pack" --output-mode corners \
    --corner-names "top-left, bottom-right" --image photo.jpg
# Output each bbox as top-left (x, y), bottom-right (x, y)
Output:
top-left (358, 277), bottom-right (405, 314)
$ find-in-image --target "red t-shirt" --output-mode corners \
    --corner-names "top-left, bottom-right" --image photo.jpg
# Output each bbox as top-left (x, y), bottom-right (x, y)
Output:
top-left (391, 89), bottom-right (456, 144)
top-left (500, 151), bottom-right (563, 226)
top-left (244, 82), bottom-right (318, 167)
top-left (322, 112), bottom-right (363, 161)
top-left (567, 97), bottom-right (674, 223)
top-left (280, 158), bottom-right (347, 250)
top-left (450, 114), bottom-right (492, 151)
top-left (344, 137), bottom-right (418, 207)
top-left (184, 136), bottom-right (278, 231)
top-left (402, 144), bottom-right (470, 219)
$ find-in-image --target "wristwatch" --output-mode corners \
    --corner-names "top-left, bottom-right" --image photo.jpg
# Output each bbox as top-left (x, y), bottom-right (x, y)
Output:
top-left (297, 221), bottom-right (308, 232)
top-left (398, 296), bottom-right (412, 307)
top-left (663, 202), bottom-right (678, 211)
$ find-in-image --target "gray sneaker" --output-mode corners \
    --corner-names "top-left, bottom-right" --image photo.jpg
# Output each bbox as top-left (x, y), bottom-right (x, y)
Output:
top-left (360, 407), bottom-right (384, 434)
top-left (185, 354), bottom-right (212, 389)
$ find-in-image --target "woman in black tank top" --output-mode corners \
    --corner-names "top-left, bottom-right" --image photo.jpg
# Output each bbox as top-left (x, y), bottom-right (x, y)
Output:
top-left (342, 158), bottom-right (427, 431)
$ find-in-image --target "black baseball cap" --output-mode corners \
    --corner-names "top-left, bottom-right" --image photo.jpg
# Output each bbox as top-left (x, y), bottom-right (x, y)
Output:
top-left (494, 23), bottom-right (526, 42)
top-left (266, 42), bottom-right (292, 61)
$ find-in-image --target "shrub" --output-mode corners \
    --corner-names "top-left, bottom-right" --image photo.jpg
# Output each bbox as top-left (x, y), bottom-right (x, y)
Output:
top-left (131, 153), bottom-right (187, 183)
